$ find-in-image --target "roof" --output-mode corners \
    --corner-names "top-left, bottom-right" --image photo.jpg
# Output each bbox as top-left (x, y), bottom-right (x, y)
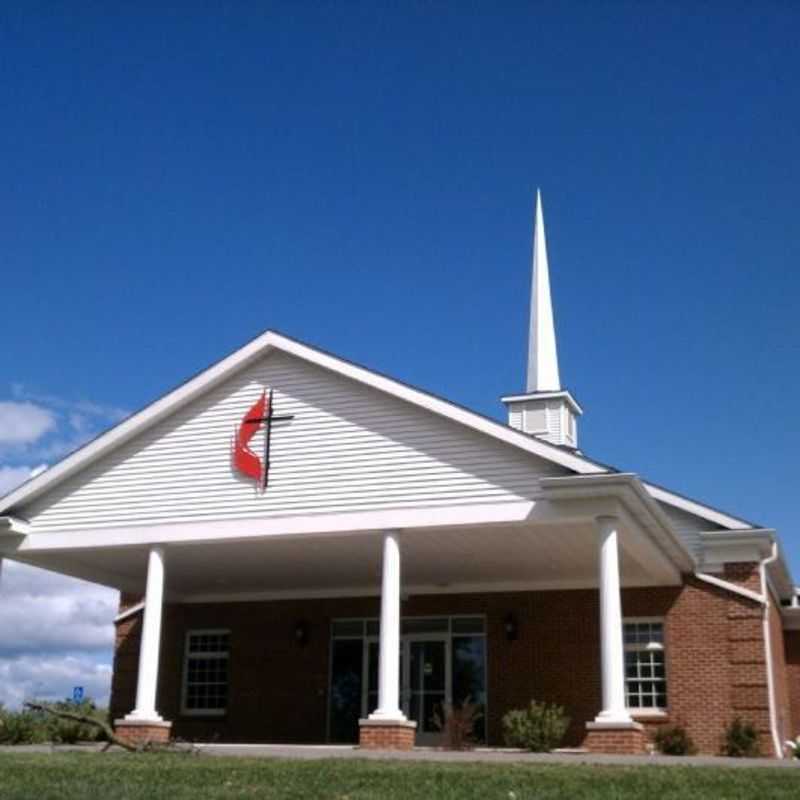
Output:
top-left (0, 329), bottom-right (762, 540)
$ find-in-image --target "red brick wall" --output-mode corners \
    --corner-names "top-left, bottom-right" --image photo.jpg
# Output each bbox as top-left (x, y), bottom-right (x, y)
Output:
top-left (110, 571), bottom-right (785, 754)
top-left (109, 604), bottom-right (142, 721)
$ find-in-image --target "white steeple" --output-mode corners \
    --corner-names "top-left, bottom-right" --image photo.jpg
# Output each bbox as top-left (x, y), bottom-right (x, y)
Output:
top-left (502, 191), bottom-right (582, 448)
top-left (527, 190), bottom-right (561, 392)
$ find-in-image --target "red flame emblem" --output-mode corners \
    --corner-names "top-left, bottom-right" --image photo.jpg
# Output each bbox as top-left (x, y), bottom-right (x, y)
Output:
top-left (233, 390), bottom-right (268, 486)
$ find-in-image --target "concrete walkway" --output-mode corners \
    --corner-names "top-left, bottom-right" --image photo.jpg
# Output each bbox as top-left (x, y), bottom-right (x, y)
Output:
top-left (2, 742), bottom-right (798, 769)
top-left (193, 743), bottom-right (799, 769)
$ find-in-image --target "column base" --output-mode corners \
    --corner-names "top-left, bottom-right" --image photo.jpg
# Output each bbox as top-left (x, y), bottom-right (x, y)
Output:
top-left (583, 721), bottom-right (648, 754)
top-left (358, 718), bottom-right (417, 750)
top-left (114, 718), bottom-right (173, 747)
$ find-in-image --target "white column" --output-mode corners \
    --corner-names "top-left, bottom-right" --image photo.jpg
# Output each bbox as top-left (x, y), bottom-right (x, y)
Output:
top-left (369, 531), bottom-right (406, 721)
top-left (594, 516), bottom-right (632, 724)
top-left (125, 546), bottom-right (166, 721)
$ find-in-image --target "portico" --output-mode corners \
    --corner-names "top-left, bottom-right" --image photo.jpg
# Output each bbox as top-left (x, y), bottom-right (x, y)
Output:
top-left (0, 480), bottom-right (685, 750)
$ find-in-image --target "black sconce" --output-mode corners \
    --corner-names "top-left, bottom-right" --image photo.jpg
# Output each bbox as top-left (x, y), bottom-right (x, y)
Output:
top-left (294, 620), bottom-right (310, 646)
top-left (504, 613), bottom-right (518, 642)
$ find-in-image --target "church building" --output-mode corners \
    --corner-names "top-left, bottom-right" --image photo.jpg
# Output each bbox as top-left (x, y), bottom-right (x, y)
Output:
top-left (1, 195), bottom-right (799, 756)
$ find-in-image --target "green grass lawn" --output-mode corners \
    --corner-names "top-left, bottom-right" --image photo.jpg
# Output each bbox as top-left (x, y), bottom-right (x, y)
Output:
top-left (0, 752), bottom-right (798, 800)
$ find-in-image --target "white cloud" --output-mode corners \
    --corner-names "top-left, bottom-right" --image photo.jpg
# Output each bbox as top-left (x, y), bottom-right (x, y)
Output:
top-left (0, 463), bottom-right (48, 497)
top-left (0, 465), bottom-right (35, 496)
top-left (0, 655), bottom-right (113, 709)
top-left (0, 386), bottom-right (128, 709)
top-left (10, 385), bottom-right (130, 425)
top-left (0, 402), bottom-right (56, 445)
top-left (0, 562), bottom-right (117, 708)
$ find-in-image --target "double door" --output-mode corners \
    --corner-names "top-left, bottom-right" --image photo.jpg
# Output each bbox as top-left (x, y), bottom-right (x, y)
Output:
top-left (367, 635), bottom-right (449, 745)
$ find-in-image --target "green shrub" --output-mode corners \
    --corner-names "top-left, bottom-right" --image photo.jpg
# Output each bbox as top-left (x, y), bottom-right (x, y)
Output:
top-left (723, 717), bottom-right (761, 758)
top-left (0, 699), bottom-right (107, 745)
top-left (0, 707), bottom-right (50, 745)
top-left (502, 700), bottom-right (569, 752)
top-left (653, 723), bottom-right (696, 755)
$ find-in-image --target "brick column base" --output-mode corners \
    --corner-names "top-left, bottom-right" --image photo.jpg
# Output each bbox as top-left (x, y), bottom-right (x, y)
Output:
top-left (583, 721), bottom-right (648, 754)
top-left (114, 719), bottom-right (173, 747)
top-left (358, 718), bottom-right (417, 750)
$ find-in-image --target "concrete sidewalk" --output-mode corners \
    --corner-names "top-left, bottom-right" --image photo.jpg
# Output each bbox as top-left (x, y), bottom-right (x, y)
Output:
top-left (2, 742), bottom-right (798, 769)
top-left (194, 743), bottom-right (799, 768)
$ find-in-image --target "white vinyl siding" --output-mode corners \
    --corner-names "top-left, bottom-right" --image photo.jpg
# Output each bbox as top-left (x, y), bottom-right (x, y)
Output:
top-left (22, 351), bottom-right (567, 530)
top-left (656, 502), bottom-right (725, 559)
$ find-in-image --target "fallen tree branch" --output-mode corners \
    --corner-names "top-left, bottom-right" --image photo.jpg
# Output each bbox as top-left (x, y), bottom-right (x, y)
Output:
top-left (23, 702), bottom-right (137, 752)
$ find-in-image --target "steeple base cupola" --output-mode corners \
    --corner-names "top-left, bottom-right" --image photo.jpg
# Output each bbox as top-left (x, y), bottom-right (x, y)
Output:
top-left (502, 390), bottom-right (582, 448)
top-left (505, 190), bottom-right (583, 449)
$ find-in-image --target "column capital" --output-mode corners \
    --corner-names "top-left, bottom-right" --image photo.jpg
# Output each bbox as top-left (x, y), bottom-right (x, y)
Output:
top-left (594, 514), bottom-right (620, 529)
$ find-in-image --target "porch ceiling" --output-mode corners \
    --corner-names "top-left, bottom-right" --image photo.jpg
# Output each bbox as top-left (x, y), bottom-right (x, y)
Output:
top-left (14, 519), bottom-right (679, 600)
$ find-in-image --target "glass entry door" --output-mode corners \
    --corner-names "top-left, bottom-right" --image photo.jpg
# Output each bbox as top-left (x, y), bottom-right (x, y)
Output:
top-left (406, 638), bottom-right (448, 744)
top-left (364, 635), bottom-right (449, 745)
top-left (329, 616), bottom-right (486, 745)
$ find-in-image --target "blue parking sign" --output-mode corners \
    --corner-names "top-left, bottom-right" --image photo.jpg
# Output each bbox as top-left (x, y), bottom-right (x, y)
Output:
top-left (72, 686), bottom-right (84, 702)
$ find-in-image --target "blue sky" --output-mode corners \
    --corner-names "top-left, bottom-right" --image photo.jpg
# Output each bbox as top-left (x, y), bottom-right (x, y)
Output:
top-left (1, 3), bottom-right (799, 704)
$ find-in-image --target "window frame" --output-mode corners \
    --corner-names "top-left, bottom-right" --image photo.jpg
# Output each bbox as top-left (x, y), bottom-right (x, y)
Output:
top-left (622, 617), bottom-right (667, 714)
top-left (181, 628), bottom-right (231, 717)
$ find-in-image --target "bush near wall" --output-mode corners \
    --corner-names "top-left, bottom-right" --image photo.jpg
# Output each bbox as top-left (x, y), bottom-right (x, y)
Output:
top-left (0, 699), bottom-right (108, 745)
top-left (722, 717), bottom-right (761, 758)
top-left (502, 701), bottom-right (570, 752)
top-left (653, 723), bottom-right (697, 756)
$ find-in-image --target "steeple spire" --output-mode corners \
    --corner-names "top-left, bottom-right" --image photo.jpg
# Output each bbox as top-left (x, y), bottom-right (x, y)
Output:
top-left (527, 190), bottom-right (561, 392)
top-left (502, 191), bottom-right (582, 448)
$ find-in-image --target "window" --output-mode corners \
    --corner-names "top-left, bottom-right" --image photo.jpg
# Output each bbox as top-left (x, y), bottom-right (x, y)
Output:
top-left (623, 620), bottom-right (666, 710)
top-left (182, 630), bottom-right (230, 715)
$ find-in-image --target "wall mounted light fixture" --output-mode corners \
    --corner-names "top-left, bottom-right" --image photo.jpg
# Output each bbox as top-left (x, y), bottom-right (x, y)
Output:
top-left (504, 612), bottom-right (518, 642)
top-left (294, 620), bottom-right (310, 646)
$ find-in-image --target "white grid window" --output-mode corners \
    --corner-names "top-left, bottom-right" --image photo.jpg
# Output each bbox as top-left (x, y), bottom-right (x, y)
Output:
top-left (182, 630), bottom-right (230, 715)
top-left (623, 620), bottom-right (666, 710)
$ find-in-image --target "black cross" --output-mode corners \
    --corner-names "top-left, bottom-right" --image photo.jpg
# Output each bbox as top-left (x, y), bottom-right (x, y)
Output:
top-left (243, 388), bottom-right (295, 490)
